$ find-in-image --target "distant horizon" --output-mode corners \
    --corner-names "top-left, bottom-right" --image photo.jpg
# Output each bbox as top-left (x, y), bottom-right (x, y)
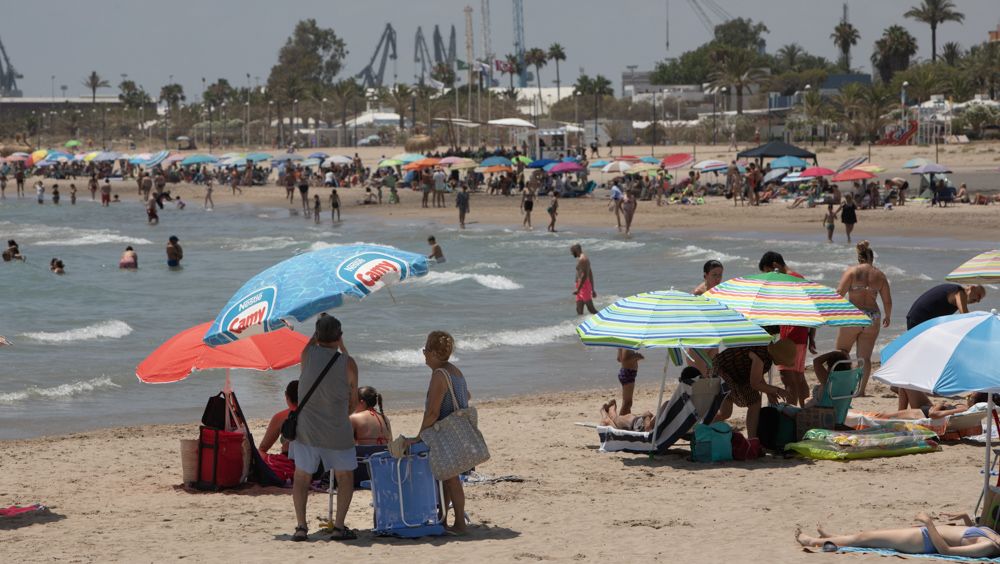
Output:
top-left (2, 0), bottom-right (998, 100)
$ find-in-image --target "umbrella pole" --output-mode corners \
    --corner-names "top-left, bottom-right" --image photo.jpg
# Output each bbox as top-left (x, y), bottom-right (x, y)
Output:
top-left (985, 394), bottom-right (994, 520)
top-left (649, 351), bottom-right (670, 457)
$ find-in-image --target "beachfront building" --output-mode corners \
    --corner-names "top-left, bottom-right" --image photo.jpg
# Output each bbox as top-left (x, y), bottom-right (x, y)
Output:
top-left (0, 95), bottom-right (141, 148)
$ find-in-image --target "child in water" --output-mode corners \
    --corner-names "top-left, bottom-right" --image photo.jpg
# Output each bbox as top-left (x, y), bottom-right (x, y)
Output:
top-left (822, 204), bottom-right (837, 243)
top-left (427, 236), bottom-right (445, 263)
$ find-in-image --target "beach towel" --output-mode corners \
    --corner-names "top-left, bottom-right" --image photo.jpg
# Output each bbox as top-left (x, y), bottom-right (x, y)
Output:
top-left (836, 546), bottom-right (1000, 562)
top-left (0, 504), bottom-right (48, 518)
top-left (596, 376), bottom-right (726, 455)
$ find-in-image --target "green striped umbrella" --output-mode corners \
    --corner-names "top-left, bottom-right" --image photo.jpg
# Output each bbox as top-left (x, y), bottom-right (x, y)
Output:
top-left (704, 272), bottom-right (871, 328)
top-left (577, 291), bottom-right (771, 450)
top-left (576, 290), bottom-right (772, 350)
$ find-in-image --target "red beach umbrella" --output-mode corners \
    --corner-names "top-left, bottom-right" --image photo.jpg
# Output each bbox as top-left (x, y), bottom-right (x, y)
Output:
top-left (799, 166), bottom-right (836, 177)
top-left (660, 153), bottom-right (695, 169)
top-left (136, 322), bottom-right (308, 384)
top-left (614, 155), bottom-right (642, 162)
top-left (831, 169), bottom-right (876, 182)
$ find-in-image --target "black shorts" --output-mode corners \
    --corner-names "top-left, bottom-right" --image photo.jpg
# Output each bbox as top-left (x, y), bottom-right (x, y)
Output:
top-left (298, 185), bottom-right (308, 194)
top-left (524, 200), bottom-right (534, 212)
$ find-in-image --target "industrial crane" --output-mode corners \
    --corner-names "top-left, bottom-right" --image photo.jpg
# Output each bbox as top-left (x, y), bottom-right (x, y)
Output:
top-left (0, 35), bottom-right (23, 97)
top-left (432, 25), bottom-right (457, 68)
top-left (355, 23), bottom-right (397, 90)
top-left (414, 26), bottom-right (434, 85)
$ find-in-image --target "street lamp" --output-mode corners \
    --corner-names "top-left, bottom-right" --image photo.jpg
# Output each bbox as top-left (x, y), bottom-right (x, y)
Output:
top-left (292, 98), bottom-right (299, 140)
top-left (712, 87), bottom-right (720, 145)
top-left (244, 102), bottom-right (250, 148)
top-left (208, 105), bottom-right (214, 152)
top-left (321, 97), bottom-right (328, 141)
top-left (221, 102), bottom-right (227, 147)
top-left (651, 89), bottom-right (657, 155)
top-left (804, 84), bottom-right (812, 144)
top-left (267, 100), bottom-right (274, 147)
top-left (901, 80), bottom-right (909, 129)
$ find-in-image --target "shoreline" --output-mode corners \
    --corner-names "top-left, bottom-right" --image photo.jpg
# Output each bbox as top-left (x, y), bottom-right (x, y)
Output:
top-left (0, 379), bottom-right (984, 562)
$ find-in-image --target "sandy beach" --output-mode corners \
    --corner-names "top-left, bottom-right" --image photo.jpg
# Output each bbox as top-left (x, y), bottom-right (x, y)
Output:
top-left (158, 141), bottom-right (1000, 242)
top-left (3, 142), bottom-right (999, 563)
top-left (0, 377), bottom-right (985, 563)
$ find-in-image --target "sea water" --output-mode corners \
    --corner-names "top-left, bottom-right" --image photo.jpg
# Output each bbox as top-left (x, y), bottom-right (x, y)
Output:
top-left (0, 195), bottom-right (992, 439)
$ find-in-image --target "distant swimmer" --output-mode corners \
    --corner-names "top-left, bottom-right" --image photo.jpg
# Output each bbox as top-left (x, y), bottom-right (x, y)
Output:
top-left (3, 239), bottom-right (24, 262)
top-left (0, 336), bottom-right (11, 346)
top-left (49, 258), bottom-right (65, 274)
top-left (119, 246), bottom-right (138, 270)
top-left (147, 196), bottom-right (159, 224)
top-left (166, 236), bottom-right (183, 269)
top-left (427, 236), bottom-right (445, 264)
top-left (571, 243), bottom-right (597, 315)
top-left (35, 181), bottom-right (45, 204)
top-left (51, 184), bottom-right (60, 205)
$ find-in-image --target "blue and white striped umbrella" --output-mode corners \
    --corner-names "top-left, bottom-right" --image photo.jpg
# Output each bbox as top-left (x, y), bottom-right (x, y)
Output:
top-left (576, 290), bottom-right (773, 350)
top-left (874, 310), bottom-right (1000, 395)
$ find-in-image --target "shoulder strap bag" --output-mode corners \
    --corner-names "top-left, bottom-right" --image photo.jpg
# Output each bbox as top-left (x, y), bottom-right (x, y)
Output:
top-left (281, 350), bottom-right (341, 442)
top-left (419, 369), bottom-right (490, 480)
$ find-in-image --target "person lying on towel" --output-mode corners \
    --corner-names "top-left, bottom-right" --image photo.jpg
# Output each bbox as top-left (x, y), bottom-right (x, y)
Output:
top-left (797, 512), bottom-right (1000, 557)
top-left (869, 393), bottom-right (982, 421)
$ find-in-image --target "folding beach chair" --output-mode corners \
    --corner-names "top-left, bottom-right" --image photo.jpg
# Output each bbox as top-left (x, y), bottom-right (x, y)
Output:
top-left (816, 359), bottom-right (864, 426)
top-left (596, 375), bottom-right (727, 455)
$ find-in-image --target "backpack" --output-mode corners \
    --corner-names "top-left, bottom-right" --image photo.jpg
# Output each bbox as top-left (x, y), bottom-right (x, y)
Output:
top-left (691, 422), bottom-right (733, 462)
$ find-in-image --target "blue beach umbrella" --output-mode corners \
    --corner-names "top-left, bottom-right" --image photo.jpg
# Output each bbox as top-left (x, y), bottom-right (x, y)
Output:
top-left (771, 155), bottom-right (808, 169)
top-left (246, 152), bottom-right (272, 162)
top-left (480, 156), bottom-right (512, 167)
top-left (527, 158), bottom-right (556, 169)
top-left (203, 244), bottom-right (429, 346)
top-left (640, 156), bottom-right (660, 164)
top-left (874, 310), bottom-right (1000, 498)
top-left (875, 310), bottom-right (1000, 396)
top-left (562, 156), bottom-right (580, 162)
top-left (308, 152), bottom-right (330, 159)
top-left (902, 157), bottom-right (928, 169)
top-left (181, 154), bottom-right (219, 166)
top-left (589, 159), bottom-right (609, 169)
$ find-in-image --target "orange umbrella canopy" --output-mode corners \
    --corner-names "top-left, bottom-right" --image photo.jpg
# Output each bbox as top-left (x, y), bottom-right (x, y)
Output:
top-left (831, 168), bottom-right (876, 182)
top-left (482, 165), bottom-right (513, 173)
top-left (136, 322), bottom-right (309, 384)
top-left (402, 157), bottom-right (441, 171)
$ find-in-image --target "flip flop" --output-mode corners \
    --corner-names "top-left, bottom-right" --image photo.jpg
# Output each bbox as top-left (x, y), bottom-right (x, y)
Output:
top-left (292, 525), bottom-right (308, 542)
top-left (822, 541), bottom-right (839, 553)
top-left (328, 526), bottom-right (357, 541)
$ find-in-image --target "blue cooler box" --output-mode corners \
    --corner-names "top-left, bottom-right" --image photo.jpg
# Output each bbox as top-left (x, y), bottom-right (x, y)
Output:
top-left (366, 443), bottom-right (445, 537)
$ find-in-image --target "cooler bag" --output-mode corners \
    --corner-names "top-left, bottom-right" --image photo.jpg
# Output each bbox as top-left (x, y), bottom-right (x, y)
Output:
top-left (758, 405), bottom-right (797, 451)
top-left (691, 422), bottom-right (733, 462)
top-left (366, 443), bottom-right (445, 538)
top-left (196, 426), bottom-right (245, 490)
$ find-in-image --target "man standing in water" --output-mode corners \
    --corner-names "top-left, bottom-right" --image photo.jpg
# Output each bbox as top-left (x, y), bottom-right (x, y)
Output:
top-left (166, 236), bottom-right (183, 268)
top-left (571, 244), bottom-right (597, 315)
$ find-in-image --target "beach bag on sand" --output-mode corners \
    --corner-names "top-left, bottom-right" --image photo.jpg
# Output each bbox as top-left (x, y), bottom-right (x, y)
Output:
top-left (691, 422), bottom-right (733, 462)
top-left (419, 372), bottom-right (490, 480)
top-left (758, 405), bottom-right (797, 451)
top-left (731, 432), bottom-right (762, 460)
top-left (201, 392), bottom-right (235, 430)
top-left (196, 426), bottom-right (245, 490)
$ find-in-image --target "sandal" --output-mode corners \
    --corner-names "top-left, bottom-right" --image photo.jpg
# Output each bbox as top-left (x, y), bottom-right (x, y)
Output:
top-left (292, 525), bottom-right (308, 542)
top-left (328, 526), bottom-right (357, 541)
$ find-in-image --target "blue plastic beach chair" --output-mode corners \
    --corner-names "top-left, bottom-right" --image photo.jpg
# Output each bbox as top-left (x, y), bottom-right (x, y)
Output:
top-left (366, 443), bottom-right (445, 538)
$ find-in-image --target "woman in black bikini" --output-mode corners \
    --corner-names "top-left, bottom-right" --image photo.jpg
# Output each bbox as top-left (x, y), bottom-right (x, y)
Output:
top-left (521, 182), bottom-right (536, 230)
top-left (838, 193), bottom-right (858, 243)
top-left (835, 241), bottom-right (892, 397)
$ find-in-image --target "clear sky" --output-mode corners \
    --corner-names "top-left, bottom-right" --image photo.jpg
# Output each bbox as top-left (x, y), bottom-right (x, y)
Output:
top-left (2, 0), bottom-right (998, 99)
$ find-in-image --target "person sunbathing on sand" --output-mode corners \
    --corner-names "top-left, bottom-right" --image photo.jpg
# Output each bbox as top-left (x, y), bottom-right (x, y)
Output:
top-left (600, 399), bottom-right (654, 432)
top-left (869, 394), bottom-right (979, 420)
top-left (796, 512), bottom-right (1000, 557)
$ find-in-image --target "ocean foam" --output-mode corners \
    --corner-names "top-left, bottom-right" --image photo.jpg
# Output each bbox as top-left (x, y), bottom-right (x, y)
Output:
top-left (417, 271), bottom-right (523, 290)
top-left (673, 245), bottom-right (747, 264)
top-left (498, 237), bottom-right (644, 252)
top-left (22, 320), bottom-right (133, 343)
top-left (1, 221), bottom-right (154, 247)
top-left (0, 377), bottom-right (120, 403)
top-left (359, 349), bottom-right (461, 368)
top-left (457, 262), bottom-right (502, 271)
top-left (458, 321), bottom-right (578, 352)
top-left (223, 236), bottom-right (300, 252)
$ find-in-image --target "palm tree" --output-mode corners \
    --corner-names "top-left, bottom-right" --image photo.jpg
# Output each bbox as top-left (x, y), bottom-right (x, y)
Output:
top-left (832, 82), bottom-right (865, 142)
top-left (904, 0), bottom-right (964, 63)
top-left (524, 47), bottom-right (548, 110)
top-left (777, 44), bottom-right (805, 72)
top-left (547, 43), bottom-right (566, 101)
top-left (801, 89), bottom-right (829, 142)
top-left (502, 53), bottom-right (523, 99)
top-left (901, 64), bottom-right (944, 103)
top-left (331, 80), bottom-right (364, 132)
top-left (831, 21), bottom-right (860, 71)
top-left (872, 25), bottom-right (919, 83)
top-left (378, 83), bottom-right (412, 131)
top-left (707, 48), bottom-right (768, 114)
top-left (82, 71), bottom-right (110, 103)
top-left (962, 43), bottom-right (1000, 100)
top-left (858, 84), bottom-right (895, 141)
top-left (159, 84), bottom-right (186, 115)
top-left (940, 42), bottom-right (963, 67)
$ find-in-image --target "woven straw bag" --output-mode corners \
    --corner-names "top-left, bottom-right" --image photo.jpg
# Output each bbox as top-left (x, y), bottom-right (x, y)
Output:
top-left (420, 370), bottom-right (490, 480)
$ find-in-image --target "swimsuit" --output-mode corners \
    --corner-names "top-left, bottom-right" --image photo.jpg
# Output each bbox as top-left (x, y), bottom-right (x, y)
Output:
top-left (618, 368), bottom-right (637, 385)
top-left (576, 278), bottom-right (593, 302)
top-left (630, 415), bottom-right (649, 432)
top-left (919, 526), bottom-right (998, 554)
top-left (167, 259), bottom-right (180, 268)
